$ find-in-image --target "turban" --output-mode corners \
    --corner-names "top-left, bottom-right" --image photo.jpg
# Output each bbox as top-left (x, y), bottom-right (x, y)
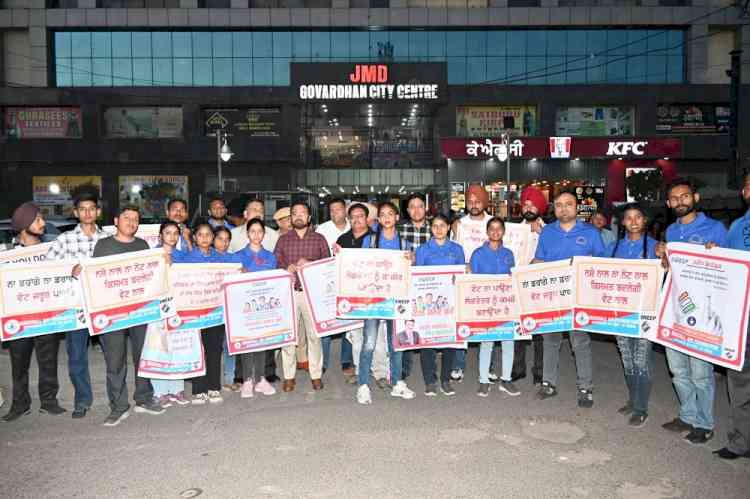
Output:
top-left (520, 186), bottom-right (547, 215)
top-left (466, 184), bottom-right (489, 207)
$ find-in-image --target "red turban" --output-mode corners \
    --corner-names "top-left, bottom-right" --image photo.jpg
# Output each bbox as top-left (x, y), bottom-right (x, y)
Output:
top-left (520, 186), bottom-right (547, 215)
top-left (466, 184), bottom-right (489, 207)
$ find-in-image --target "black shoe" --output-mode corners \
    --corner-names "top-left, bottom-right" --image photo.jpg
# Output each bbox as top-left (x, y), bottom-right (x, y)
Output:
top-left (713, 447), bottom-right (750, 460)
top-left (577, 388), bottom-right (594, 408)
top-left (685, 428), bottom-right (714, 445)
top-left (536, 382), bottom-right (557, 400)
top-left (39, 404), bottom-right (66, 416)
top-left (628, 414), bottom-right (648, 428)
top-left (71, 407), bottom-right (88, 419)
top-left (662, 417), bottom-right (694, 433)
top-left (265, 374), bottom-right (280, 383)
top-left (618, 403), bottom-right (633, 416)
top-left (532, 375), bottom-right (543, 385)
top-left (2, 407), bottom-right (31, 422)
top-left (510, 372), bottom-right (526, 382)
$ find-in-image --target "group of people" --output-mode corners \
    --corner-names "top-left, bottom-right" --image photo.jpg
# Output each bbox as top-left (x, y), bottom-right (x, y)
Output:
top-left (2, 174), bottom-right (750, 461)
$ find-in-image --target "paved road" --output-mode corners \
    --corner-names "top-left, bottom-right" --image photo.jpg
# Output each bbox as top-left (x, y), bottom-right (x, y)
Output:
top-left (1, 336), bottom-right (748, 498)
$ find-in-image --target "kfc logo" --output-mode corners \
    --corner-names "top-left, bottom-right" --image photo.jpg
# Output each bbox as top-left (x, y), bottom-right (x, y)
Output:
top-left (606, 141), bottom-right (648, 156)
top-left (549, 137), bottom-right (571, 159)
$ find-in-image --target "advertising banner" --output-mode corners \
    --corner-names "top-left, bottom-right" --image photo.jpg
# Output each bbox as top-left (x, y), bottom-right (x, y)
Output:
top-left (4, 107), bottom-right (82, 139)
top-left (118, 176), bottom-right (189, 220)
top-left (656, 104), bottom-right (730, 134)
top-left (555, 106), bottom-right (634, 136)
top-left (204, 107), bottom-right (281, 138)
top-left (32, 176), bottom-right (102, 218)
top-left (104, 107), bottom-right (183, 138)
top-left (456, 105), bottom-right (537, 137)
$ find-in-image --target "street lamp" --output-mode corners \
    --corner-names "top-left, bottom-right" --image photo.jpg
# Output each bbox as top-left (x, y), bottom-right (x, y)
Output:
top-left (215, 129), bottom-right (233, 194)
top-left (499, 133), bottom-right (511, 216)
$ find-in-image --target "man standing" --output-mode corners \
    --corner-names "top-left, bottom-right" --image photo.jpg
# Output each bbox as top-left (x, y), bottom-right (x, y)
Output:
top-left (274, 201), bottom-right (331, 392)
top-left (91, 205), bottom-right (165, 426)
top-left (46, 192), bottom-right (107, 419)
top-left (273, 207), bottom-right (291, 236)
top-left (715, 171), bottom-right (750, 459)
top-left (591, 209), bottom-right (616, 246)
top-left (660, 178), bottom-right (727, 445)
top-left (166, 198), bottom-right (192, 251)
top-left (450, 184), bottom-right (493, 381)
top-left (534, 191), bottom-right (606, 408)
top-left (229, 198), bottom-right (278, 253)
top-left (2, 203), bottom-right (66, 422)
top-left (398, 193), bottom-right (431, 251)
top-left (511, 186), bottom-right (547, 385)
top-left (207, 196), bottom-right (234, 230)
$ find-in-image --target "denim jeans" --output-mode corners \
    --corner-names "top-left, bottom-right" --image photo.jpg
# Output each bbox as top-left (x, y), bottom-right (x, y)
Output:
top-left (322, 333), bottom-right (353, 370)
top-left (479, 341), bottom-right (514, 383)
top-left (420, 349), bottom-right (455, 385)
top-left (223, 347), bottom-right (235, 385)
top-left (665, 348), bottom-right (715, 430)
top-left (359, 319), bottom-right (401, 386)
top-left (617, 336), bottom-right (653, 416)
top-left (453, 348), bottom-right (467, 371)
top-left (66, 328), bottom-right (92, 411)
top-left (542, 332), bottom-right (593, 390)
top-left (152, 379), bottom-right (184, 397)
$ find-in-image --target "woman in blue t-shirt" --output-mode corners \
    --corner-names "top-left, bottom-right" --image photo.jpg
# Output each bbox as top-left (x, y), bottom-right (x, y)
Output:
top-left (606, 203), bottom-right (659, 428)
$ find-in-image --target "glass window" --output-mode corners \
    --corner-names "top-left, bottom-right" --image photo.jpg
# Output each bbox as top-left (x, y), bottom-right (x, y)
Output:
top-left (112, 32), bottom-right (131, 58)
top-left (487, 31), bottom-right (506, 57)
top-left (506, 57), bottom-right (526, 84)
top-left (447, 56), bottom-right (466, 84)
top-left (586, 30), bottom-right (606, 57)
top-left (587, 56), bottom-right (605, 84)
top-left (628, 30), bottom-right (648, 56)
top-left (253, 59), bottom-right (273, 85)
top-left (667, 30), bottom-right (683, 56)
top-left (293, 32), bottom-right (311, 59)
top-left (331, 32), bottom-right (350, 59)
top-left (153, 58), bottom-right (173, 86)
top-left (647, 55), bottom-right (667, 83)
top-left (273, 58), bottom-right (290, 86)
top-left (173, 58), bottom-right (192, 85)
top-left (193, 58), bottom-right (212, 86)
top-left (390, 32), bottom-right (409, 59)
top-left (172, 32), bottom-right (191, 58)
top-left (606, 55), bottom-right (627, 83)
top-left (607, 30), bottom-right (628, 56)
top-left (72, 58), bottom-right (92, 86)
top-left (311, 32), bottom-right (330, 59)
top-left (409, 31), bottom-right (428, 59)
top-left (370, 31), bottom-right (389, 59)
top-left (447, 31), bottom-right (466, 57)
top-left (233, 32), bottom-right (252, 58)
top-left (526, 31), bottom-right (546, 57)
top-left (71, 32), bottom-right (91, 58)
top-left (113, 58), bottom-right (133, 86)
top-left (566, 31), bottom-right (585, 56)
top-left (214, 58), bottom-right (232, 85)
top-left (213, 32), bottom-right (232, 58)
top-left (92, 32), bottom-right (111, 59)
top-left (667, 55), bottom-right (684, 83)
top-left (192, 32), bottom-right (212, 58)
top-left (55, 32), bottom-right (71, 59)
top-left (546, 56), bottom-right (565, 85)
top-left (133, 59), bottom-right (153, 86)
top-left (92, 58), bottom-right (113, 86)
top-left (486, 57), bottom-right (506, 83)
top-left (566, 55), bottom-right (586, 84)
top-left (273, 32), bottom-right (292, 58)
top-left (152, 32), bottom-right (172, 59)
top-left (350, 32), bottom-right (370, 58)
top-left (132, 32), bottom-right (152, 59)
top-left (233, 58), bottom-right (251, 85)
top-left (527, 56), bottom-right (546, 84)
top-left (467, 31), bottom-right (487, 56)
top-left (428, 31), bottom-right (446, 58)
top-left (507, 31), bottom-right (526, 56)
top-left (546, 31), bottom-right (565, 57)
top-left (56, 60), bottom-right (72, 87)
top-left (647, 30), bottom-right (668, 54)
top-left (627, 55), bottom-right (647, 84)
top-left (467, 57), bottom-right (486, 83)
top-left (254, 32), bottom-right (272, 58)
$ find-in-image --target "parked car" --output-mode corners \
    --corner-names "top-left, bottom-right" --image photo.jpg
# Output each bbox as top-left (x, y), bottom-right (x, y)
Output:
top-left (0, 218), bottom-right (78, 250)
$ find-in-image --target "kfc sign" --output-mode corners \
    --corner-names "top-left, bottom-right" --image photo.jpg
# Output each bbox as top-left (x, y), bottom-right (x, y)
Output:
top-left (606, 141), bottom-right (648, 156)
top-left (549, 137), bottom-right (572, 159)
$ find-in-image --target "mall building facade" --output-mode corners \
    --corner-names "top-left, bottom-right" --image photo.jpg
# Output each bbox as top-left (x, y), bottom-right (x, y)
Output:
top-left (1, 1), bottom-right (749, 221)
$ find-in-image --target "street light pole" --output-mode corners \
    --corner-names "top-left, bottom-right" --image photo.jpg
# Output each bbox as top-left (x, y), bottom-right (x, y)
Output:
top-left (216, 129), bottom-right (223, 195)
top-left (502, 133), bottom-right (511, 217)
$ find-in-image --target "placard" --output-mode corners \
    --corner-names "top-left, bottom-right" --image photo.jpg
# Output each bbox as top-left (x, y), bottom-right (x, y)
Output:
top-left (455, 274), bottom-right (521, 342)
top-left (0, 243), bottom-right (52, 265)
top-left (137, 320), bottom-right (205, 380)
top-left (503, 223), bottom-right (531, 268)
top-left (223, 270), bottom-right (297, 354)
top-left (167, 263), bottom-right (242, 332)
top-left (298, 257), bottom-right (364, 337)
top-left (512, 261), bottom-right (575, 334)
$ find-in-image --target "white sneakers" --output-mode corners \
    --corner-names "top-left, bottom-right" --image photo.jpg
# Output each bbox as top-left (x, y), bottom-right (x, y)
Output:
top-left (390, 381), bottom-right (416, 400)
top-left (357, 384), bottom-right (372, 405)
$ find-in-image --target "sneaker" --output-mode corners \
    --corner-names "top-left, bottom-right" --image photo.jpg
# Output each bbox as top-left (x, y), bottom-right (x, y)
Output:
top-left (158, 395), bottom-right (173, 408)
top-left (221, 384), bottom-right (234, 392)
top-left (345, 373), bottom-right (358, 385)
top-left (450, 369), bottom-right (464, 382)
top-left (356, 384), bottom-right (372, 405)
top-left (713, 447), bottom-right (750, 460)
top-left (488, 372), bottom-right (499, 383)
top-left (208, 390), bottom-right (223, 404)
top-left (661, 418), bottom-right (694, 433)
top-left (577, 388), bottom-right (594, 408)
top-left (391, 381), bottom-right (416, 400)
top-left (536, 382), bottom-right (557, 400)
top-left (424, 384), bottom-right (438, 397)
top-left (192, 393), bottom-right (209, 405)
top-left (685, 428), bottom-right (714, 445)
top-left (241, 380), bottom-right (255, 399)
top-left (477, 383), bottom-right (490, 397)
top-left (134, 399), bottom-right (165, 415)
top-left (618, 402), bottom-right (633, 415)
top-left (374, 378), bottom-right (389, 390)
top-left (39, 403), bottom-right (67, 415)
top-left (103, 410), bottom-right (129, 427)
top-left (498, 380), bottom-right (521, 397)
top-left (1, 407), bottom-right (31, 423)
top-left (255, 377), bottom-right (277, 396)
top-left (170, 392), bottom-right (190, 406)
top-left (71, 407), bottom-right (88, 419)
top-left (628, 414), bottom-right (648, 428)
top-left (440, 381), bottom-right (456, 396)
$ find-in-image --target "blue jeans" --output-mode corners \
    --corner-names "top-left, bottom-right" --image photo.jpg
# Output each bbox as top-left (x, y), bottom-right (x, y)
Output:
top-left (322, 333), bottom-right (353, 370)
top-left (420, 349), bottom-right (455, 385)
top-left (152, 379), bottom-right (184, 397)
top-left (453, 348), bottom-right (467, 371)
top-left (479, 341), bottom-right (514, 383)
top-left (358, 319), bottom-right (401, 386)
top-left (665, 348), bottom-right (715, 430)
top-left (66, 328), bottom-right (92, 410)
top-left (223, 347), bottom-right (235, 385)
top-left (617, 337), bottom-right (653, 416)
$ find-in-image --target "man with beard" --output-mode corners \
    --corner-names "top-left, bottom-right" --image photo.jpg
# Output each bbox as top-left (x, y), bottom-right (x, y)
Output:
top-left (165, 198), bottom-right (192, 251)
top-left (207, 196), bottom-right (234, 230)
top-left (273, 207), bottom-right (291, 236)
top-left (714, 171), bottom-right (750, 459)
top-left (660, 178), bottom-right (727, 445)
top-left (2, 203), bottom-right (66, 422)
top-left (450, 184), bottom-right (493, 381)
top-left (511, 186), bottom-right (547, 385)
top-left (274, 201), bottom-right (330, 392)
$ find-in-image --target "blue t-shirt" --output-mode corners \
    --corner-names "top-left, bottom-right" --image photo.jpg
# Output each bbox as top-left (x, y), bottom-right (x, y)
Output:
top-left (174, 247), bottom-right (237, 264)
top-left (470, 242), bottom-right (515, 275)
top-left (606, 235), bottom-right (659, 260)
top-left (535, 220), bottom-right (607, 262)
top-left (727, 209), bottom-right (750, 252)
top-left (415, 239), bottom-right (465, 266)
top-left (361, 231), bottom-right (412, 251)
top-left (236, 245), bottom-right (277, 272)
top-left (665, 212), bottom-right (727, 247)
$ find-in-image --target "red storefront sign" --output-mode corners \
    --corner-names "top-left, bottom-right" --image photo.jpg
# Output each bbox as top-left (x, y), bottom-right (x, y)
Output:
top-left (3, 107), bottom-right (83, 139)
top-left (441, 137), bottom-right (682, 159)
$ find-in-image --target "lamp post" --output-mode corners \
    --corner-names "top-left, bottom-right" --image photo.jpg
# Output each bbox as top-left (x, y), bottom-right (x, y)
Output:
top-left (216, 129), bottom-right (234, 194)
top-left (499, 133), bottom-right (511, 216)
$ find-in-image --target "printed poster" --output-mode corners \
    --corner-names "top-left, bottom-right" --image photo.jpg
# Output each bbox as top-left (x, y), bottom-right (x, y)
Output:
top-left (298, 257), bottom-right (363, 338)
top-left (167, 263), bottom-right (242, 332)
top-left (33, 176), bottom-right (102, 218)
top-left (336, 248), bottom-right (412, 320)
top-left (503, 223), bottom-right (531, 268)
top-left (655, 243), bottom-right (750, 371)
top-left (79, 248), bottom-right (175, 336)
top-left (0, 243), bottom-right (52, 265)
top-left (512, 261), bottom-right (575, 335)
top-left (137, 320), bottom-right (205, 380)
top-left (223, 270), bottom-right (297, 354)
top-left (0, 261), bottom-right (85, 341)
top-left (118, 176), bottom-right (189, 220)
top-left (455, 274), bottom-right (521, 342)
top-left (572, 257), bottom-right (664, 337)
top-left (393, 265), bottom-right (466, 351)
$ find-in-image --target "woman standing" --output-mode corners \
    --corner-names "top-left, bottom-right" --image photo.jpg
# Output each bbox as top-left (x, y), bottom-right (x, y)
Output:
top-left (414, 214), bottom-right (465, 396)
top-left (213, 226), bottom-right (241, 392)
top-left (608, 203), bottom-right (659, 428)
top-left (470, 217), bottom-right (521, 398)
top-left (234, 219), bottom-right (278, 399)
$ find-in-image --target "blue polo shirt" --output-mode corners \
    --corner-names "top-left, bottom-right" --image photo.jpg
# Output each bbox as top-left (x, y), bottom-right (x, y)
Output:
top-left (415, 239), bottom-right (465, 266)
top-left (236, 245), bottom-right (277, 272)
top-left (361, 231), bottom-right (412, 251)
top-left (606, 235), bottom-right (659, 260)
top-left (534, 220), bottom-right (607, 262)
top-left (727, 209), bottom-right (750, 252)
top-left (174, 247), bottom-right (238, 264)
top-left (665, 212), bottom-right (727, 247)
top-left (470, 242), bottom-right (515, 275)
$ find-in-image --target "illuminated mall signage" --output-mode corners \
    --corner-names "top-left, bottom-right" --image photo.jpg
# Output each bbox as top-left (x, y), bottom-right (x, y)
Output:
top-left (292, 62), bottom-right (447, 102)
top-left (606, 141), bottom-right (648, 156)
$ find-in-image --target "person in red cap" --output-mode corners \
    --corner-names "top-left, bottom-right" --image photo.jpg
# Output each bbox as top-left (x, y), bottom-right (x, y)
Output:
top-left (510, 186), bottom-right (549, 385)
top-left (2, 203), bottom-right (66, 422)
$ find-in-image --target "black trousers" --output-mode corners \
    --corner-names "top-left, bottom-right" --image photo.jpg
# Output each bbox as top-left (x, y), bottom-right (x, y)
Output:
top-left (264, 349), bottom-right (277, 378)
top-left (727, 331), bottom-right (750, 454)
top-left (193, 326), bottom-right (224, 395)
top-left (9, 334), bottom-right (61, 411)
top-left (512, 335), bottom-right (544, 380)
top-left (420, 349), bottom-right (455, 385)
top-left (100, 325), bottom-right (151, 413)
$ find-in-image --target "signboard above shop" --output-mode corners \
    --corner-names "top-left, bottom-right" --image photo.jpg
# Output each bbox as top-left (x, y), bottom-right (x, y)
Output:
top-left (656, 104), bottom-right (730, 134)
top-left (204, 108), bottom-right (281, 138)
top-left (3, 107), bottom-right (82, 139)
top-left (291, 63), bottom-right (447, 102)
